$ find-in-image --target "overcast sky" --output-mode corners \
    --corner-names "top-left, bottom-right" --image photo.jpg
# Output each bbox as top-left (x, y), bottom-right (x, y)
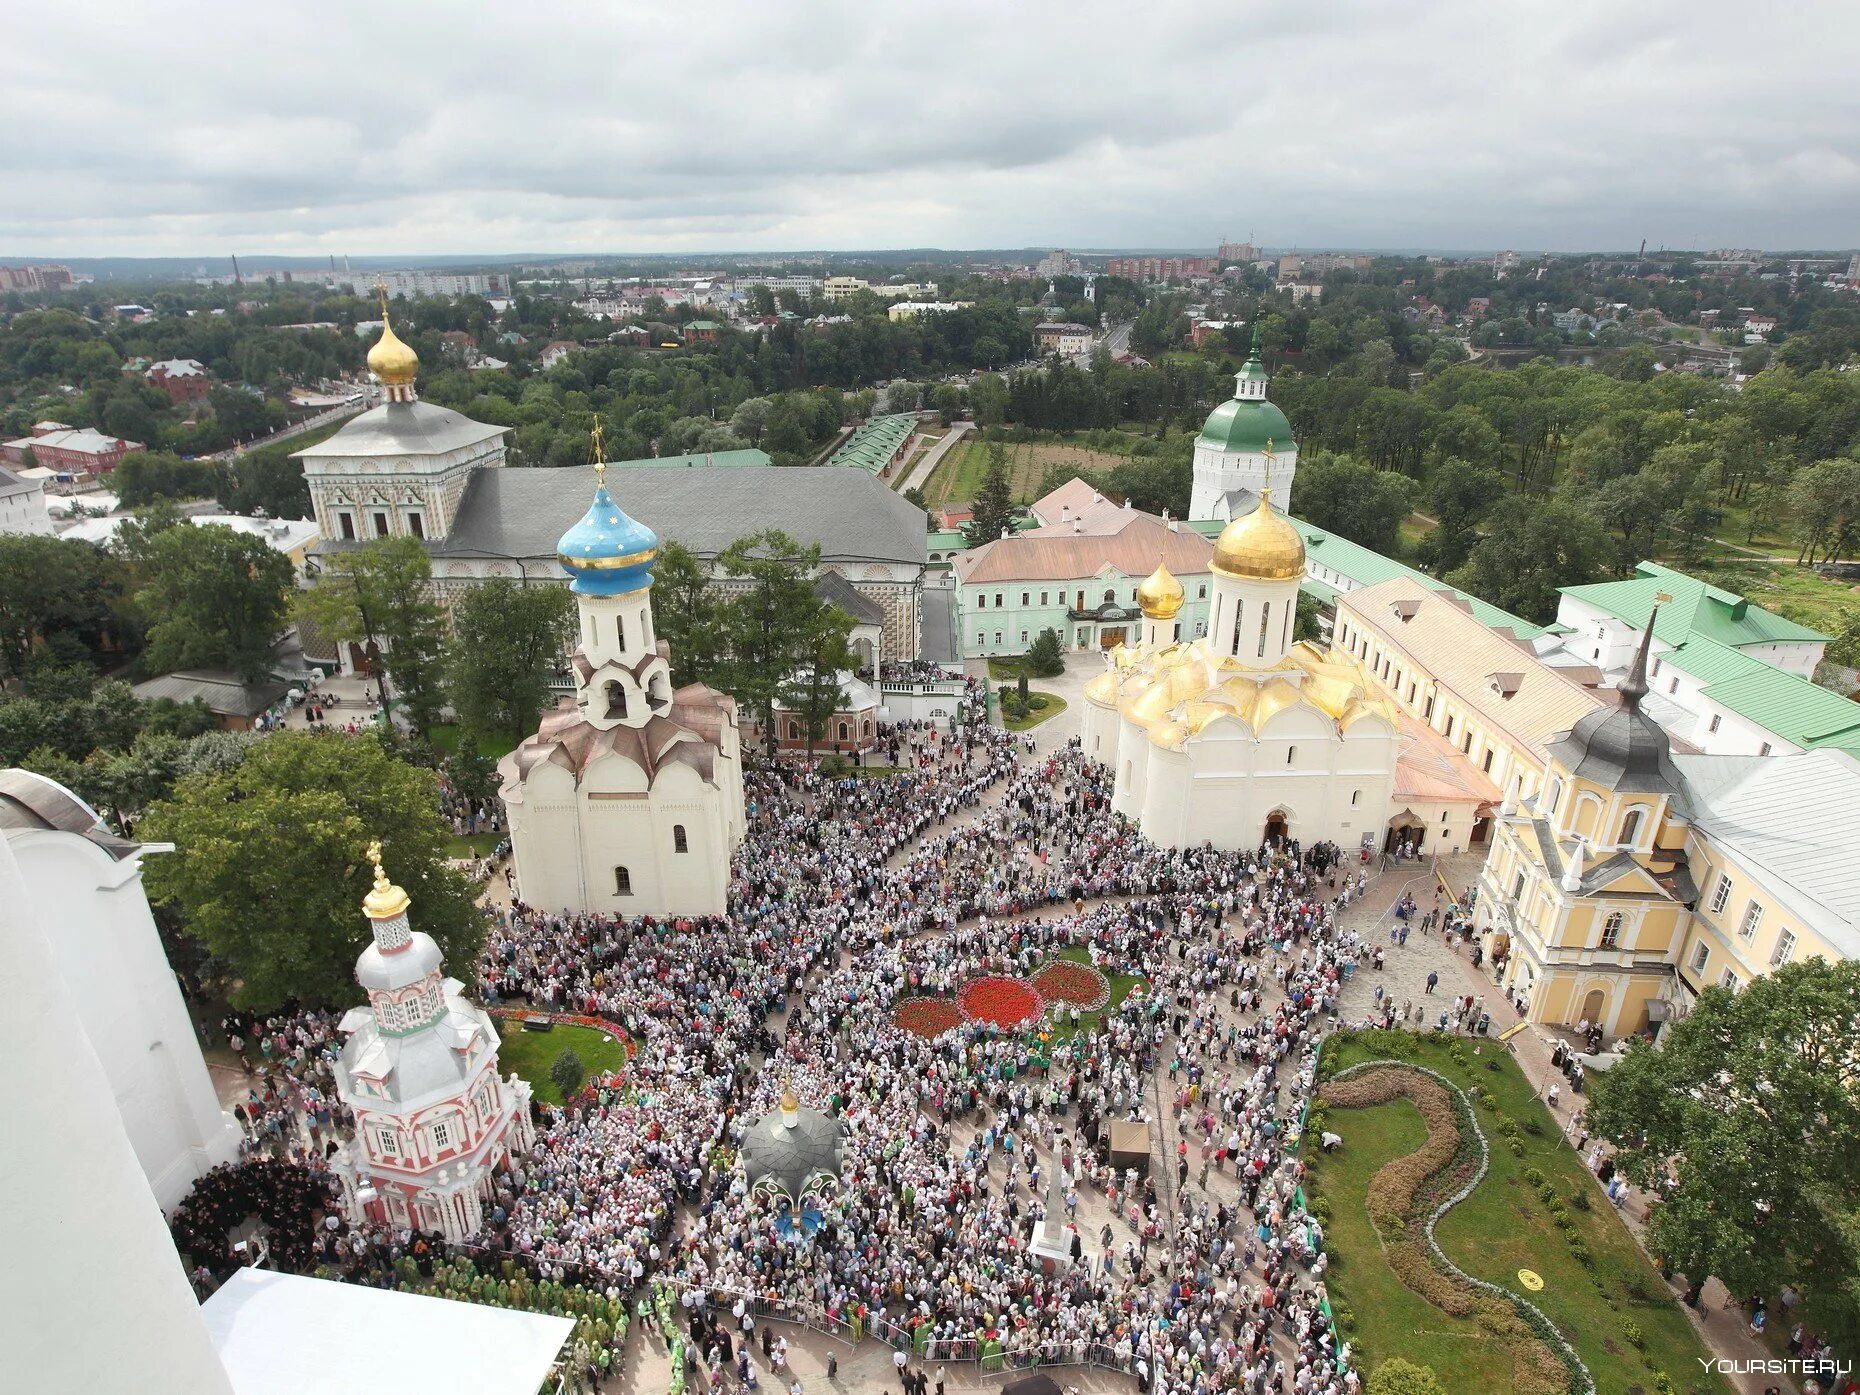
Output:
top-left (8, 0), bottom-right (1860, 259)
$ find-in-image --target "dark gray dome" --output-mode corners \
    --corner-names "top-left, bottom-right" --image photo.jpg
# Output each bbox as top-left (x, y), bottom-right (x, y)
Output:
top-left (741, 1102), bottom-right (844, 1202)
top-left (1545, 703), bottom-right (1683, 795)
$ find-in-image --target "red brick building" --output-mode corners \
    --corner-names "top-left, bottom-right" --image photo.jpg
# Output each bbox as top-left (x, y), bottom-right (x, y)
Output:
top-left (0, 426), bottom-right (142, 475)
top-left (146, 359), bottom-right (210, 404)
top-left (1104, 256), bottom-right (1217, 282)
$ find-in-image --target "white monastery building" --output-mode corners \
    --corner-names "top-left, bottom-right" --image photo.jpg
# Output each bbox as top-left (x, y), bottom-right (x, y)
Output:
top-left (330, 843), bottom-right (536, 1244)
top-left (496, 439), bottom-right (747, 918)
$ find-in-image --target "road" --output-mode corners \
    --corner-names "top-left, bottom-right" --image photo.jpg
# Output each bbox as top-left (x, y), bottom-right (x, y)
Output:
top-left (1100, 318), bottom-right (1133, 358)
top-left (210, 400), bottom-right (367, 462)
top-left (894, 418), bottom-right (973, 496)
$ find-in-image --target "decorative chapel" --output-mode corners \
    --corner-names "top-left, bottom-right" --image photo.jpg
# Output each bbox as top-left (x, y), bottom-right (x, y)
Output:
top-left (496, 433), bottom-right (746, 917)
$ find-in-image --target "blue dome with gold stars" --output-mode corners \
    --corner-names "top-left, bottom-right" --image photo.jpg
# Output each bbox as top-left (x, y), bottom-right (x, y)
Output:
top-left (556, 452), bottom-right (659, 596)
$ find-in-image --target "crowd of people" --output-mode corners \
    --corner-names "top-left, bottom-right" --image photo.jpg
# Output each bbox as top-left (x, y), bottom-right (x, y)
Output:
top-left (190, 717), bottom-right (1431, 1394)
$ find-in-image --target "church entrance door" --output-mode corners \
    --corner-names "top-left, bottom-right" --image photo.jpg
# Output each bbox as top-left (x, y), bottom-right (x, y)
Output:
top-left (1099, 627), bottom-right (1127, 649)
top-left (1263, 812), bottom-right (1288, 846)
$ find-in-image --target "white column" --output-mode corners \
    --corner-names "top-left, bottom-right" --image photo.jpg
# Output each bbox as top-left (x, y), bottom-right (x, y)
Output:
top-left (0, 833), bottom-right (235, 1395)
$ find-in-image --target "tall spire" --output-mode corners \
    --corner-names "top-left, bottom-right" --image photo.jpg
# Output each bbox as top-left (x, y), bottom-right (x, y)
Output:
top-left (590, 419), bottom-right (607, 490)
top-left (1618, 592), bottom-right (1671, 712)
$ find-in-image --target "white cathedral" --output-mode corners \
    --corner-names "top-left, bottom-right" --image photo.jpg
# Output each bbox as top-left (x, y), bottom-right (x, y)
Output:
top-left (1081, 487), bottom-right (1405, 852)
top-left (495, 437), bottom-right (746, 917)
top-left (1189, 328), bottom-right (1300, 522)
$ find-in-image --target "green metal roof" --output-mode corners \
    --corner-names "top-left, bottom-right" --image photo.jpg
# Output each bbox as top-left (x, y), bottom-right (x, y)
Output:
top-left (828, 413), bottom-right (919, 473)
top-left (1561, 560), bottom-right (1828, 649)
top-left (1196, 397), bottom-right (1294, 454)
top-left (1657, 632), bottom-right (1860, 750)
top-left (612, 448), bottom-right (771, 469)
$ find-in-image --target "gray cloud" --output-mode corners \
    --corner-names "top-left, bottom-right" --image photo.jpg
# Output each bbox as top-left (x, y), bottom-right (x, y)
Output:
top-left (5, 0), bottom-right (1859, 257)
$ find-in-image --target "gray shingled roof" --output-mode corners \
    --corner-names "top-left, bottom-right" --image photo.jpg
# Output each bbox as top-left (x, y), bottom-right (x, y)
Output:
top-left (431, 465), bottom-right (927, 567)
top-left (294, 400), bottom-right (507, 459)
top-left (813, 570), bottom-right (885, 625)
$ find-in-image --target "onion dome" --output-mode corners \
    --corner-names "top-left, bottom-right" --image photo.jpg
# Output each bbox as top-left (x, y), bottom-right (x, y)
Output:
top-left (361, 839), bottom-right (409, 920)
top-left (1212, 485), bottom-right (1305, 582)
top-left (366, 308), bottom-right (420, 388)
top-left (1136, 554), bottom-right (1186, 620)
top-left (1198, 328), bottom-right (1293, 453)
top-left (556, 426), bottom-right (659, 596)
top-left (1544, 596), bottom-right (1683, 795)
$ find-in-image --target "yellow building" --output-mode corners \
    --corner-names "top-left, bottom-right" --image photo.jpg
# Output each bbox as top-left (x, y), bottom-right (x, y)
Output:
top-left (821, 276), bottom-right (870, 303)
top-left (1475, 604), bottom-right (1860, 1038)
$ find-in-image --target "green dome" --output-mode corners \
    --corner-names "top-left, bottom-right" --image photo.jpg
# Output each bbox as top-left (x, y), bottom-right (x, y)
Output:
top-left (1198, 396), bottom-right (1294, 454)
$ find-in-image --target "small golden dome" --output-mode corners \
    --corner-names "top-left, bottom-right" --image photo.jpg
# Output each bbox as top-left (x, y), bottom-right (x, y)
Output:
top-left (361, 839), bottom-right (411, 920)
top-left (1136, 556), bottom-right (1186, 620)
top-left (367, 312), bottom-right (420, 387)
top-left (1211, 486), bottom-right (1304, 582)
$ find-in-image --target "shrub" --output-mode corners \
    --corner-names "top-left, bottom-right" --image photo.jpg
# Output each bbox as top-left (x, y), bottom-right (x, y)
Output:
top-left (1521, 1115), bottom-right (1544, 1135)
top-left (1523, 1167), bottom-right (1545, 1187)
top-left (1025, 693), bottom-right (1048, 710)
top-left (1509, 1139), bottom-right (1526, 1156)
top-left (1569, 1187), bottom-right (1592, 1211)
top-left (1480, 1094), bottom-right (1498, 1112)
top-left (1484, 1058), bottom-right (1501, 1071)
top-left (1366, 1358), bottom-right (1449, 1395)
top-left (549, 1048), bottom-right (585, 1098)
top-left (1623, 1319), bottom-right (1645, 1349)
top-left (1569, 1243), bottom-right (1594, 1268)
top-left (1651, 1375), bottom-right (1675, 1395)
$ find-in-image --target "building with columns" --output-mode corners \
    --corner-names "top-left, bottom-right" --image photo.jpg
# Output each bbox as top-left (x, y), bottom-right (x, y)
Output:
top-left (1189, 329), bottom-right (1299, 523)
top-left (297, 315), bottom-right (929, 666)
top-left (496, 451), bottom-right (746, 918)
top-left (330, 843), bottom-right (535, 1244)
top-left (1081, 490), bottom-right (1405, 851)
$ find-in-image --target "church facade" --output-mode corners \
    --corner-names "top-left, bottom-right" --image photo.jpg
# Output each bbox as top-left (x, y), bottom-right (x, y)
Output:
top-left (296, 310), bottom-right (930, 666)
top-left (330, 844), bottom-right (535, 1244)
top-left (495, 448), bottom-right (746, 918)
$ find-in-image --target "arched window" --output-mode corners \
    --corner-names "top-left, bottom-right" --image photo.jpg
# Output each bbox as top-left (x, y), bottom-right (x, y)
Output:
top-left (673, 825), bottom-right (688, 854)
top-left (837, 720), bottom-right (849, 741)
top-left (1545, 777), bottom-right (1563, 814)
top-left (1286, 745), bottom-right (1296, 764)
top-left (1620, 808), bottom-right (1644, 846)
top-left (1102, 588), bottom-right (1116, 605)
top-left (1231, 599), bottom-right (1245, 656)
top-left (615, 613), bottom-right (626, 650)
top-left (1599, 911), bottom-right (1623, 949)
top-left (1257, 601), bottom-right (1271, 658)
top-left (614, 866), bottom-right (632, 895)
top-left (605, 681), bottom-right (627, 719)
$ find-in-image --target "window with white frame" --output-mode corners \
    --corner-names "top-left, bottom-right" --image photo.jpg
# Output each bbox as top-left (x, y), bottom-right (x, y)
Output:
top-left (1688, 941), bottom-right (1709, 974)
top-left (1770, 930), bottom-right (1796, 967)
top-left (1719, 967), bottom-right (1740, 992)
top-left (1620, 808), bottom-right (1643, 846)
top-left (1599, 911), bottom-right (1623, 949)
top-left (431, 1121), bottom-right (451, 1149)
top-left (1709, 874), bottom-right (1731, 915)
top-left (1737, 901), bottom-right (1763, 940)
top-left (378, 1128), bottom-right (398, 1155)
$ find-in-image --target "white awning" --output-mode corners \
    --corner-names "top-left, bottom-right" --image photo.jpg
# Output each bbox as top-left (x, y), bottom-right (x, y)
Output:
top-left (201, 1269), bottom-right (574, 1395)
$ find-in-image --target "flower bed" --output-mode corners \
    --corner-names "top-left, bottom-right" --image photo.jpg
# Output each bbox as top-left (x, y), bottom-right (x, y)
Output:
top-left (893, 997), bottom-right (964, 1039)
top-left (1033, 960), bottom-right (1111, 1012)
top-left (958, 976), bottom-right (1044, 1030)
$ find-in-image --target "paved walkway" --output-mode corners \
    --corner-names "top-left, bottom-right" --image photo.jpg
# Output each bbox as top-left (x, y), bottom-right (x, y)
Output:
top-left (895, 420), bottom-right (973, 495)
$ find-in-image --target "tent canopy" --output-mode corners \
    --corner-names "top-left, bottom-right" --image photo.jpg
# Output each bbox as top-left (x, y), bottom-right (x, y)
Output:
top-left (201, 1269), bottom-right (574, 1395)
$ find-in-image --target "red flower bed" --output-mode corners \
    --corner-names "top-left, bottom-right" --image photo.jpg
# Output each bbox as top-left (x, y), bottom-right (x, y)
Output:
top-left (893, 997), bottom-right (963, 1039)
top-left (1033, 961), bottom-right (1111, 1011)
top-left (959, 976), bottom-right (1044, 1030)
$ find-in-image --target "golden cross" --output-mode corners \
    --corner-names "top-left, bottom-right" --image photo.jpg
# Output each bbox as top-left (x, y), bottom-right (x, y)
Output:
top-left (365, 838), bottom-right (383, 871)
top-left (373, 280), bottom-right (390, 322)
top-left (591, 420), bottom-right (607, 487)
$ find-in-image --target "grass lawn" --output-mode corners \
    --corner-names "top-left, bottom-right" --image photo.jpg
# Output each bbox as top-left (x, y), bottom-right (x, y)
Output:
top-left (1002, 692), bottom-right (1066, 730)
top-left (1047, 945), bottom-right (1144, 1039)
top-left (923, 436), bottom-right (1133, 507)
top-left (1308, 1031), bottom-right (1728, 1395)
top-left (495, 1022), bottom-right (629, 1106)
top-left (988, 657), bottom-right (1027, 680)
top-left (428, 723), bottom-right (520, 760)
top-left (445, 831), bottom-right (502, 859)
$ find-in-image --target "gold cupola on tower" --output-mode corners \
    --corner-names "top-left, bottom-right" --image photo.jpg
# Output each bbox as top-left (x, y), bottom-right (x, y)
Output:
top-left (1211, 479), bottom-right (1305, 582)
top-left (1136, 553), bottom-right (1186, 620)
top-left (366, 287), bottom-right (420, 389)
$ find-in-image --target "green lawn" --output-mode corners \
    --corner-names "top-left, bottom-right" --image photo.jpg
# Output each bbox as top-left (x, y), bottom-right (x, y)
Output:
top-left (495, 1022), bottom-right (629, 1105)
top-left (988, 657), bottom-right (1027, 680)
top-left (1308, 1032), bottom-right (1728, 1395)
top-left (428, 723), bottom-right (520, 759)
top-left (446, 831), bottom-right (502, 859)
top-left (1002, 692), bottom-right (1066, 731)
top-left (1048, 945), bottom-right (1144, 1039)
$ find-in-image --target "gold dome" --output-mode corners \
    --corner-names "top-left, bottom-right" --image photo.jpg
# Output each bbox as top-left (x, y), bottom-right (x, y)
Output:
top-left (361, 839), bottom-right (410, 920)
top-left (367, 310), bottom-right (420, 387)
top-left (1136, 555), bottom-right (1186, 620)
top-left (1211, 486), bottom-right (1304, 582)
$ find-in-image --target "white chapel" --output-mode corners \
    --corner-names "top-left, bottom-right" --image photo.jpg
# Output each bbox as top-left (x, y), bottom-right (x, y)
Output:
top-left (496, 439), bottom-right (746, 917)
top-left (1189, 327), bottom-right (1300, 523)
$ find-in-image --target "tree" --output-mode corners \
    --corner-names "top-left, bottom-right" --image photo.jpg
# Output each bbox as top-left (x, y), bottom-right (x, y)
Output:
top-left (729, 396), bottom-right (773, 445)
top-left (1366, 1360), bottom-right (1448, 1395)
top-left (296, 538), bottom-right (446, 734)
top-left (1023, 628), bottom-right (1065, 677)
top-left (964, 443), bottom-right (1018, 546)
top-left (1447, 495), bottom-right (1609, 624)
top-left (1294, 590), bottom-right (1323, 643)
top-left (549, 1048), bottom-right (585, 1100)
top-left (136, 523), bottom-right (294, 682)
top-left (717, 530), bottom-right (829, 755)
top-left (1414, 458), bottom-right (1500, 576)
top-left (1288, 450), bottom-right (1416, 556)
top-left (114, 451), bottom-right (220, 507)
top-left (779, 604), bottom-right (858, 758)
top-left (447, 578), bottom-right (578, 751)
top-left (0, 534), bottom-right (131, 680)
top-left (1587, 959), bottom-right (1860, 1352)
top-left (1790, 457), bottom-right (1860, 564)
top-left (138, 731), bottom-right (485, 1011)
top-left (649, 541), bottom-right (726, 687)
